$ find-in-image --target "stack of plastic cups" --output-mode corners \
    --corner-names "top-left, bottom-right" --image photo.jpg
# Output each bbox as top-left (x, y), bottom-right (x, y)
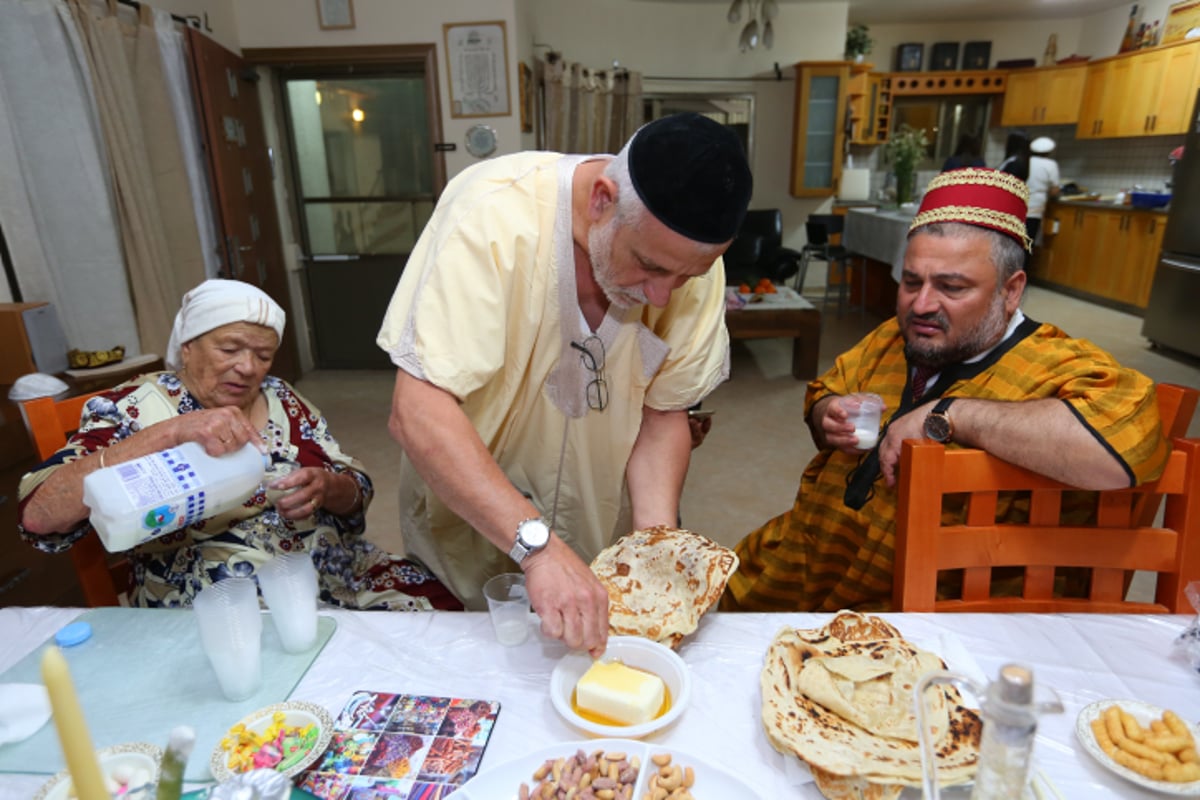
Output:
top-left (256, 552), bottom-right (320, 653)
top-left (192, 577), bottom-right (263, 701)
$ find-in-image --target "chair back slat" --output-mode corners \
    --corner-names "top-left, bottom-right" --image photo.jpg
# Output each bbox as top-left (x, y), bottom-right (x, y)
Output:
top-left (21, 390), bottom-right (126, 607)
top-left (894, 400), bottom-right (1200, 614)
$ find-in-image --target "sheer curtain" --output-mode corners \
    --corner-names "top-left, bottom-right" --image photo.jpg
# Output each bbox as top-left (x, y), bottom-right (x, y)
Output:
top-left (539, 52), bottom-right (643, 154)
top-left (0, 0), bottom-right (141, 353)
top-left (66, 0), bottom-right (201, 352)
top-left (0, 0), bottom-right (218, 358)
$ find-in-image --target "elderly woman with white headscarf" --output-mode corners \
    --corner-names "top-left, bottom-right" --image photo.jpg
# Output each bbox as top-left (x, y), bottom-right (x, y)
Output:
top-left (18, 279), bottom-right (461, 610)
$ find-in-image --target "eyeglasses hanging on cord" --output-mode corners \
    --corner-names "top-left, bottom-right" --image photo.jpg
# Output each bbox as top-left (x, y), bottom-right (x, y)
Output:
top-left (570, 336), bottom-right (608, 412)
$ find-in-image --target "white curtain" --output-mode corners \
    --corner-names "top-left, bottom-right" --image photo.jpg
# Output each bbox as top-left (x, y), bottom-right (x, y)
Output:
top-left (0, 0), bottom-right (141, 354)
top-left (539, 52), bottom-right (642, 155)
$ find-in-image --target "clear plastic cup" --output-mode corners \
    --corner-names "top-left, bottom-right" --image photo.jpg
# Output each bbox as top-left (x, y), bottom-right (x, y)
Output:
top-left (255, 552), bottom-right (319, 654)
top-left (263, 461), bottom-right (300, 506)
top-left (483, 573), bottom-right (530, 646)
top-left (844, 393), bottom-right (886, 450)
top-left (192, 577), bottom-right (263, 701)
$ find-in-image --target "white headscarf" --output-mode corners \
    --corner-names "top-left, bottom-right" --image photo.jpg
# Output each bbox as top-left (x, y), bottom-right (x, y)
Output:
top-left (165, 279), bottom-right (286, 370)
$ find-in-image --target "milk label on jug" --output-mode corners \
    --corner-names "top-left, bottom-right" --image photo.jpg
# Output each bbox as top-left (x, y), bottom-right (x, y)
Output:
top-left (115, 447), bottom-right (208, 534)
top-left (83, 441), bottom-right (266, 552)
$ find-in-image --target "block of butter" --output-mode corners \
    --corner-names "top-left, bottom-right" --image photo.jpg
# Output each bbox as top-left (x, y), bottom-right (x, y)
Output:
top-left (575, 660), bottom-right (664, 725)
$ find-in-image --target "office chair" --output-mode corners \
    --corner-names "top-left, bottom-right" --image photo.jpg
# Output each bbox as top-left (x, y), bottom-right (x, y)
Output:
top-left (722, 209), bottom-right (803, 288)
top-left (800, 214), bottom-right (864, 317)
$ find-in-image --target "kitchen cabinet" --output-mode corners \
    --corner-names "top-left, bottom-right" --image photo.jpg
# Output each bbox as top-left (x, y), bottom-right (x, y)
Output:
top-left (1124, 42), bottom-right (1200, 135)
top-left (1034, 203), bottom-right (1167, 310)
top-left (848, 68), bottom-right (891, 145)
top-left (791, 62), bottom-right (849, 197)
top-left (1000, 64), bottom-right (1087, 126)
top-left (1077, 39), bottom-right (1200, 139)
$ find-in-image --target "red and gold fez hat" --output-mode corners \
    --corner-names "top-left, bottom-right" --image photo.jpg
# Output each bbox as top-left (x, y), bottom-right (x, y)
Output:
top-left (908, 168), bottom-right (1031, 252)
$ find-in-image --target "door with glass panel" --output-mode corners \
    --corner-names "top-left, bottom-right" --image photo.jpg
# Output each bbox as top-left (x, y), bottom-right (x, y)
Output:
top-left (277, 54), bottom-right (444, 368)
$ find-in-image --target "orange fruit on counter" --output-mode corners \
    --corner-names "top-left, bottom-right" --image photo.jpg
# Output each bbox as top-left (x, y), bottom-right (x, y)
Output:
top-left (754, 285), bottom-right (767, 294)
top-left (738, 282), bottom-right (751, 293)
top-left (765, 283), bottom-right (777, 293)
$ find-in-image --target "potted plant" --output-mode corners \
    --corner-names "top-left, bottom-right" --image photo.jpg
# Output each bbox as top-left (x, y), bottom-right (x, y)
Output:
top-left (884, 124), bottom-right (930, 205)
top-left (845, 24), bottom-right (873, 62)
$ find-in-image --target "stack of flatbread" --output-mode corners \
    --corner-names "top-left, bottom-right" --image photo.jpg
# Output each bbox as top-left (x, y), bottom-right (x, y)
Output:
top-left (761, 611), bottom-right (981, 800)
top-left (589, 526), bottom-right (738, 649)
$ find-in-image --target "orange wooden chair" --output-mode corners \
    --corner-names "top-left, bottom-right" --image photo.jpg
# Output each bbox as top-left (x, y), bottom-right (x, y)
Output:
top-left (21, 391), bottom-right (130, 607)
top-left (893, 383), bottom-right (1200, 614)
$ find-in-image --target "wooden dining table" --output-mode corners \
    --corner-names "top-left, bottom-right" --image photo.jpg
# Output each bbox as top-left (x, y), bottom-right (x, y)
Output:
top-left (0, 606), bottom-right (1196, 798)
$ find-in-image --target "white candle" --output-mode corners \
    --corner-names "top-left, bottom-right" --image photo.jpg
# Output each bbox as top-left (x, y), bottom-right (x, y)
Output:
top-left (40, 646), bottom-right (108, 800)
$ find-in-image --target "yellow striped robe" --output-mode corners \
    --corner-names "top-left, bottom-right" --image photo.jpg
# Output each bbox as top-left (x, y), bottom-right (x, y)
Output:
top-left (722, 316), bottom-right (1167, 613)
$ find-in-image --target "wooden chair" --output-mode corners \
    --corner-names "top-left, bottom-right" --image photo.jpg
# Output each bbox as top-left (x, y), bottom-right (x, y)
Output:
top-left (894, 384), bottom-right (1200, 614)
top-left (22, 391), bottom-right (130, 607)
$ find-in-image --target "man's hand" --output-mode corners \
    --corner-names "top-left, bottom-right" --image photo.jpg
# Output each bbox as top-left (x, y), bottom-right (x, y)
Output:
top-left (814, 395), bottom-right (868, 454)
top-left (877, 399), bottom-right (938, 486)
top-left (522, 536), bottom-right (610, 657)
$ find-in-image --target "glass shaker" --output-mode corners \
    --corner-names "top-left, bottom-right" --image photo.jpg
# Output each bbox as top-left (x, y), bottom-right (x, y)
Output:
top-left (915, 663), bottom-right (1062, 800)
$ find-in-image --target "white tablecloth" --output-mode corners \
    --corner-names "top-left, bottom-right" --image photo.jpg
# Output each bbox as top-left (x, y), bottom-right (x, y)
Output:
top-left (844, 207), bottom-right (916, 284)
top-left (0, 607), bottom-right (1196, 798)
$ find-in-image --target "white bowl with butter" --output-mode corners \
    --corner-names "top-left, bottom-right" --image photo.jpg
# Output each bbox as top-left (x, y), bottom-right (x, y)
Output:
top-left (550, 635), bottom-right (691, 739)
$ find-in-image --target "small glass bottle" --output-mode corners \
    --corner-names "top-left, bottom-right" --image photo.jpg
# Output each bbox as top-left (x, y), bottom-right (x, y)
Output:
top-left (970, 664), bottom-right (1038, 800)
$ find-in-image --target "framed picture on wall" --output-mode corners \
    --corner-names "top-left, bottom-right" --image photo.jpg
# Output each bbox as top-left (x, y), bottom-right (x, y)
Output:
top-left (962, 41), bottom-right (992, 69)
top-left (316, 0), bottom-right (354, 30)
top-left (930, 42), bottom-right (959, 71)
top-left (444, 21), bottom-right (512, 118)
top-left (896, 43), bottom-right (924, 72)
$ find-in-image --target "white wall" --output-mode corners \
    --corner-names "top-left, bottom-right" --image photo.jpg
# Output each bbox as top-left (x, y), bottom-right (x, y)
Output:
top-left (527, 0), bottom-right (851, 250)
top-left (865, 20), bottom-right (1084, 73)
top-left (232, 0), bottom-right (522, 181)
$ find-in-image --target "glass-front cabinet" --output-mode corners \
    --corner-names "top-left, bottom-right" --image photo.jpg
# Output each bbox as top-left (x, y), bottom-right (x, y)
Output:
top-left (791, 62), bottom-right (849, 197)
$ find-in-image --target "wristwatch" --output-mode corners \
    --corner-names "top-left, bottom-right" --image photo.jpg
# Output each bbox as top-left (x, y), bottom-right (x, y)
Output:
top-left (509, 517), bottom-right (550, 564)
top-left (924, 397), bottom-right (956, 443)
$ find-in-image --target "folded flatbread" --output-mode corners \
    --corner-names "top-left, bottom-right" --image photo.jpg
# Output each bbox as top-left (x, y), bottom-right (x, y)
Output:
top-left (590, 526), bottom-right (738, 649)
top-left (761, 611), bottom-right (980, 793)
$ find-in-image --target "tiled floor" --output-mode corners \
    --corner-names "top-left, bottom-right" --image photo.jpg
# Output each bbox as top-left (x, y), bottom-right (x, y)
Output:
top-left (296, 284), bottom-right (1200, 566)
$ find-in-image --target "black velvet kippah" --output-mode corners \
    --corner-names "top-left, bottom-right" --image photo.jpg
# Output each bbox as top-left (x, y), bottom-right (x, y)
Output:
top-left (627, 112), bottom-right (753, 244)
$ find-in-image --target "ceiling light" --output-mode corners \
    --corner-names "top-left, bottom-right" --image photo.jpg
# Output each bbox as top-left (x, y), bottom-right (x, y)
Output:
top-left (351, 108), bottom-right (364, 122)
top-left (726, 0), bottom-right (743, 24)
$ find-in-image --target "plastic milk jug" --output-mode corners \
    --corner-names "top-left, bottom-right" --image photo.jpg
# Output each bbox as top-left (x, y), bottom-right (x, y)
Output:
top-left (82, 441), bottom-right (267, 552)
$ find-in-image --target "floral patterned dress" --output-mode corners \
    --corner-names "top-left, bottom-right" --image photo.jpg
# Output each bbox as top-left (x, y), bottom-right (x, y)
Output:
top-left (18, 372), bottom-right (461, 610)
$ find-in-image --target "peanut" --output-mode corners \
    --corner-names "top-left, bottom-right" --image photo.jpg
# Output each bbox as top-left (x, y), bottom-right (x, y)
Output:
top-left (521, 748), bottom-right (640, 799)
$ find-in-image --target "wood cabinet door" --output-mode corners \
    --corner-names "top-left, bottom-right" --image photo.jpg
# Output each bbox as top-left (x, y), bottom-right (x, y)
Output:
top-left (1038, 206), bottom-right (1078, 286)
top-left (1121, 50), bottom-right (1169, 136)
top-left (1076, 62), bottom-right (1110, 138)
top-left (1000, 71), bottom-right (1039, 126)
top-left (1149, 42), bottom-right (1200, 134)
top-left (791, 63), bottom-right (848, 197)
top-left (1040, 65), bottom-right (1087, 125)
top-left (1070, 209), bottom-right (1125, 297)
top-left (1128, 214), bottom-right (1166, 308)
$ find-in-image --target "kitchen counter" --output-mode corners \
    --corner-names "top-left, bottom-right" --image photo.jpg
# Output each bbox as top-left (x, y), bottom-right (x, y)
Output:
top-left (1054, 198), bottom-right (1169, 214)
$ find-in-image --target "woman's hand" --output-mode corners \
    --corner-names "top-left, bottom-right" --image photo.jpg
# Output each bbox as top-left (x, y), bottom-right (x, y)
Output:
top-left (270, 468), bottom-right (361, 519)
top-left (164, 407), bottom-right (263, 456)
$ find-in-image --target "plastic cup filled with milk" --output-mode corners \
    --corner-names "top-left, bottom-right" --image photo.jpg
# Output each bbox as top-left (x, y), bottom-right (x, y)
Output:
top-left (844, 393), bottom-right (886, 450)
top-left (82, 441), bottom-right (267, 552)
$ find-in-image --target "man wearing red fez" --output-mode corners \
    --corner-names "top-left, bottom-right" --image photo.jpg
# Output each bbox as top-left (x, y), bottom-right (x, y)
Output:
top-left (725, 168), bottom-right (1167, 613)
top-left (377, 114), bottom-right (753, 654)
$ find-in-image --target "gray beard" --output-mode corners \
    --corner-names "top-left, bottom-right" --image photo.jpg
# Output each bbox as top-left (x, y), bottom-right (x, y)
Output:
top-left (903, 293), bottom-right (1008, 369)
top-left (588, 219), bottom-right (647, 308)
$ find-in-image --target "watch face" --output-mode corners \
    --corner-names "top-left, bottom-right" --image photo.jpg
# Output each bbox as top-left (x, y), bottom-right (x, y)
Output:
top-left (519, 519), bottom-right (550, 548)
top-left (925, 413), bottom-right (952, 443)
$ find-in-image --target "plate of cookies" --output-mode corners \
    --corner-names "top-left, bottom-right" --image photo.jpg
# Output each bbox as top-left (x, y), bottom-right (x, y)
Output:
top-left (1076, 699), bottom-right (1200, 795)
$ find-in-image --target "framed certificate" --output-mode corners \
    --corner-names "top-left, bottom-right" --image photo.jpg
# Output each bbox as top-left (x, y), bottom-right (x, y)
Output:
top-left (444, 21), bottom-right (512, 118)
